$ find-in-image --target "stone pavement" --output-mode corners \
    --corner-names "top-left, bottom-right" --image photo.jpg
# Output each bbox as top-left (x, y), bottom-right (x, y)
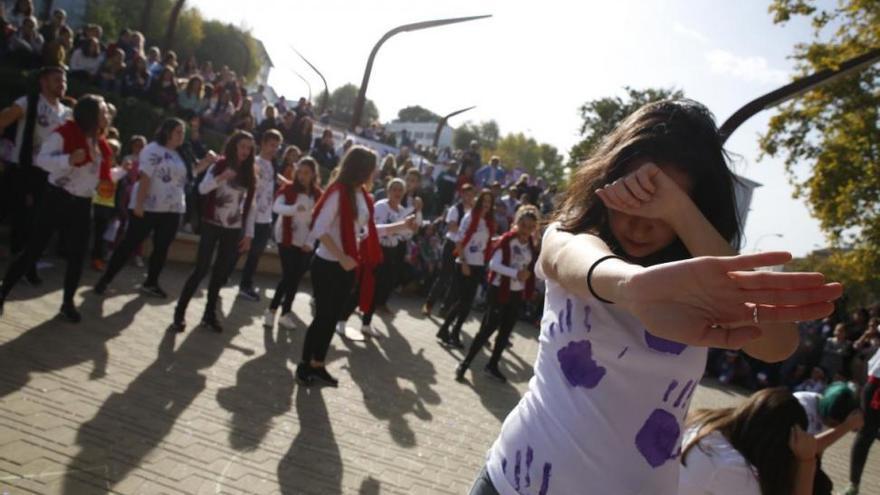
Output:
top-left (0, 261), bottom-right (876, 494)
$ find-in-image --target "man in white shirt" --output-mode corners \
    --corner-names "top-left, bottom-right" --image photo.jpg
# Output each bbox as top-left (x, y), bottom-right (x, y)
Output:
top-left (0, 66), bottom-right (71, 285)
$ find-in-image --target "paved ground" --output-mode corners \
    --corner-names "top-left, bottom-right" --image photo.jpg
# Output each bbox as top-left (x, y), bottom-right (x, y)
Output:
top-left (0, 259), bottom-right (876, 494)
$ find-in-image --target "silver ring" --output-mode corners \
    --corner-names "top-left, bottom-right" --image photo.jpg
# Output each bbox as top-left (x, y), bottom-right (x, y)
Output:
top-left (753, 305), bottom-right (759, 325)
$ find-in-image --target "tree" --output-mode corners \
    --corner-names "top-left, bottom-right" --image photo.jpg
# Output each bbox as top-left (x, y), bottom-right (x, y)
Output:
top-left (760, 0), bottom-right (880, 289)
top-left (195, 20), bottom-right (261, 81)
top-left (318, 84), bottom-right (379, 128)
top-left (568, 86), bottom-right (684, 167)
top-left (493, 134), bottom-right (566, 185)
top-left (140, 0), bottom-right (155, 33)
top-left (453, 119), bottom-right (500, 150)
top-left (163, 0), bottom-right (186, 52)
top-left (396, 105), bottom-right (440, 123)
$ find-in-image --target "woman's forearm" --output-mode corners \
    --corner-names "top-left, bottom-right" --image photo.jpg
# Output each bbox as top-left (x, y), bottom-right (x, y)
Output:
top-left (135, 175), bottom-right (150, 211)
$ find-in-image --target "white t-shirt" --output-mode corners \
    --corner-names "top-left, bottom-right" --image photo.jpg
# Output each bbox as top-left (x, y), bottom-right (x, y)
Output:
top-left (273, 191), bottom-right (315, 248)
top-left (11, 94), bottom-right (71, 165)
top-left (444, 203), bottom-right (469, 241)
top-left (373, 199), bottom-right (409, 247)
top-left (129, 142), bottom-right (187, 213)
top-left (794, 392), bottom-right (825, 435)
top-left (35, 131), bottom-right (104, 198)
top-left (485, 224), bottom-right (708, 495)
top-left (678, 428), bottom-right (761, 495)
top-left (254, 156), bottom-right (275, 224)
top-left (457, 211), bottom-right (491, 266)
top-left (868, 348), bottom-right (880, 379)
top-left (199, 163), bottom-right (256, 237)
top-left (489, 237), bottom-right (533, 292)
top-left (307, 189), bottom-right (369, 263)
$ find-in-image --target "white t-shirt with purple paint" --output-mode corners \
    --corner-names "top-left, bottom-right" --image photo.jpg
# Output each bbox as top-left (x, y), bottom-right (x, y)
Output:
top-left (485, 224), bottom-right (708, 495)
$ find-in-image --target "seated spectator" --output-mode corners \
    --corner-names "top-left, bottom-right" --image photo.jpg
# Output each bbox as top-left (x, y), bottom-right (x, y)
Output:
top-left (177, 75), bottom-right (204, 114)
top-left (38, 8), bottom-right (66, 43)
top-left (203, 87), bottom-right (234, 131)
top-left (796, 366), bottom-right (829, 394)
top-left (122, 54), bottom-right (150, 97)
top-left (7, 0), bottom-right (33, 27)
top-left (199, 60), bottom-right (215, 82)
top-left (8, 15), bottom-right (43, 65)
top-left (277, 110), bottom-right (298, 144)
top-left (69, 36), bottom-right (101, 79)
top-left (149, 66), bottom-right (178, 108)
top-left (292, 114), bottom-right (312, 154)
top-left (150, 50), bottom-right (177, 79)
top-left (41, 24), bottom-right (72, 67)
top-left (255, 104), bottom-right (278, 141)
top-left (128, 31), bottom-right (145, 61)
top-left (145, 46), bottom-right (161, 75)
top-left (231, 96), bottom-right (253, 129)
top-left (179, 54), bottom-right (198, 78)
top-left (97, 47), bottom-right (126, 92)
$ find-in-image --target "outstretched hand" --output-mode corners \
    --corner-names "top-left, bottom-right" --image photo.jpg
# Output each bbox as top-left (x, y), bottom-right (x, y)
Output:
top-left (620, 251), bottom-right (842, 350)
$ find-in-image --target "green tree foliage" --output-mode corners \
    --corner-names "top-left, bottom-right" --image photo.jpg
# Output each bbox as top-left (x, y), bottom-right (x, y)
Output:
top-left (453, 120), bottom-right (500, 151)
top-left (494, 134), bottom-right (566, 184)
top-left (396, 105), bottom-right (440, 123)
top-left (316, 84), bottom-right (379, 128)
top-left (568, 86), bottom-right (684, 167)
top-left (761, 0), bottom-right (880, 291)
top-left (195, 20), bottom-right (260, 81)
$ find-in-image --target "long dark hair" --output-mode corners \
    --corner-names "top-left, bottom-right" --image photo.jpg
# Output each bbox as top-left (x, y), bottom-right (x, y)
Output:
top-left (73, 94), bottom-right (104, 137)
top-left (222, 130), bottom-right (256, 190)
top-left (681, 387), bottom-right (807, 495)
top-left (330, 145), bottom-right (377, 215)
top-left (554, 99), bottom-right (741, 265)
top-left (473, 189), bottom-right (496, 221)
top-left (292, 157), bottom-right (319, 195)
top-left (154, 117), bottom-right (184, 147)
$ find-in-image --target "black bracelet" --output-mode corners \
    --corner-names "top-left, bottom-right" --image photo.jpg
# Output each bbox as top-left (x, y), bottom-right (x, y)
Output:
top-left (587, 255), bottom-right (626, 304)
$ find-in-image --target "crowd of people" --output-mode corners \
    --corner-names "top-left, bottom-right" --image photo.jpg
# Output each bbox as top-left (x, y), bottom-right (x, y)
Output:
top-left (0, 5), bottom-right (879, 495)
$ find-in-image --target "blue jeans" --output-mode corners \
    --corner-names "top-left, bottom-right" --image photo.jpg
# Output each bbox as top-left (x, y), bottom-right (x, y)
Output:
top-left (468, 466), bottom-right (499, 495)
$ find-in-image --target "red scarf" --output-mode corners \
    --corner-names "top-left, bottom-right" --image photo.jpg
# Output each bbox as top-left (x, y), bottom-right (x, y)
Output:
top-left (310, 183), bottom-right (383, 312)
top-left (277, 183), bottom-right (322, 246)
top-left (202, 157), bottom-right (256, 229)
top-left (488, 230), bottom-right (537, 303)
top-left (456, 207), bottom-right (495, 263)
top-left (56, 120), bottom-right (112, 181)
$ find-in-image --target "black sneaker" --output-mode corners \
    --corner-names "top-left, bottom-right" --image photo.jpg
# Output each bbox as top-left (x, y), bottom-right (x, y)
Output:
top-left (436, 328), bottom-right (450, 344)
top-left (310, 366), bottom-right (339, 387)
top-left (295, 362), bottom-right (314, 386)
top-left (455, 362), bottom-right (468, 382)
top-left (140, 284), bottom-right (168, 299)
top-left (24, 272), bottom-right (42, 287)
top-left (201, 318), bottom-right (223, 333)
top-left (448, 335), bottom-right (465, 350)
top-left (238, 286), bottom-right (260, 302)
top-left (483, 365), bottom-right (507, 383)
top-left (58, 304), bottom-right (81, 323)
top-left (94, 279), bottom-right (108, 295)
top-left (168, 320), bottom-right (186, 333)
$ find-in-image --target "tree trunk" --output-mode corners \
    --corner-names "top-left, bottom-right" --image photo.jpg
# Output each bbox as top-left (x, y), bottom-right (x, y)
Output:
top-left (140, 0), bottom-right (155, 34)
top-left (163, 0), bottom-right (186, 52)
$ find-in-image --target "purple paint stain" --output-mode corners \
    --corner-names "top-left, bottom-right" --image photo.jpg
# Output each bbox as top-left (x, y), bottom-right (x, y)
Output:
top-left (584, 305), bottom-right (592, 332)
top-left (635, 409), bottom-right (681, 468)
top-left (683, 379), bottom-right (697, 407)
top-left (557, 340), bottom-right (606, 388)
top-left (674, 379), bottom-right (694, 408)
top-left (558, 309), bottom-right (565, 335)
top-left (617, 346), bottom-right (629, 359)
top-left (644, 330), bottom-right (688, 355)
top-left (662, 380), bottom-right (679, 402)
top-left (525, 446), bottom-right (534, 487)
top-left (539, 462), bottom-right (552, 495)
top-left (502, 457), bottom-right (507, 474)
top-left (514, 449), bottom-right (521, 490)
top-left (549, 322), bottom-right (555, 337)
top-left (565, 298), bottom-right (573, 331)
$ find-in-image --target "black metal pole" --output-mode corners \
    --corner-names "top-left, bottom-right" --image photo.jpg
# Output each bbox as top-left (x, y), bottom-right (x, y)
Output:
top-left (350, 15), bottom-right (491, 131)
top-left (290, 46), bottom-right (329, 113)
top-left (433, 105), bottom-right (476, 147)
top-left (719, 48), bottom-right (880, 144)
top-left (288, 68), bottom-right (312, 101)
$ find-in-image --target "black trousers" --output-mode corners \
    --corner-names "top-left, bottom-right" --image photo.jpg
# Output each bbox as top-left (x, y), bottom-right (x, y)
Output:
top-left (851, 378), bottom-right (879, 485)
top-left (230, 221), bottom-right (272, 290)
top-left (426, 238), bottom-right (457, 309)
top-left (468, 466), bottom-right (500, 495)
top-left (269, 244), bottom-right (312, 314)
top-left (174, 223), bottom-right (240, 323)
top-left (91, 204), bottom-right (116, 261)
top-left (2, 185), bottom-right (90, 306)
top-left (102, 211), bottom-right (180, 287)
top-left (360, 243), bottom-right (405, 325)
top-left (440, 264), bottom-right (486, 339)
top-left (463, 287), bottom-right (522, 369)
top-left (8, 165), bottom-right (47, 279)
top-left (301, 256), bottom-right (355, 363)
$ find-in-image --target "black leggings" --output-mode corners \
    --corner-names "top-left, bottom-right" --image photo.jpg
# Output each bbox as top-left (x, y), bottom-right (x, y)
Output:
top-left (850, 377), bottom-right (879, 485)
top-left (301, 256), bottom-right (355, 363)
top-left (426, 238), bottom-right (457, 309)
top-left (2, 185), bottom-right (90, 306)
top-left (269, 244), bottom-right (312, 314)
top-left (174, 223), bottom-right (240, 323)
top-left (360, 243), bottom-right (405, 325)
top-left (462, 287), bottom-right (522, 369)
top-left (468, 466), bottom-right (500, 495)
top-left (440, 264), bottom-right (486, 339)
top-left (101, 211), bottom-right (180, 287)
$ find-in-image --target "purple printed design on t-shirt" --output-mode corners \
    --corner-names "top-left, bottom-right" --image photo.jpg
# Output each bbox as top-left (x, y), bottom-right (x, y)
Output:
top-left (644, 330), bottom-right (688, 355)
top-left (635, 378), bottom-right (691, 468)
top-left (674, 379), bottom-right (694, 408)
top-left (557, 340), bottom-right (606, 388)
top-left (502, 446), bottom-right (552, 495)
top-left (584, 305), bottom-right (592, 332)
top-left (565, 299), bottom-right (573, 330)
top-left (617, 346), bottom-right (629, 359)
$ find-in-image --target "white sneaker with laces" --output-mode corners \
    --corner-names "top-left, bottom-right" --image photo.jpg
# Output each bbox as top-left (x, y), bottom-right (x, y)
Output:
top-left (362, 323), bottom-right (382, 338)
top-left (279, 312), bottom-right (296, 329)
top-left (263, 309), bottom-right (275, 328)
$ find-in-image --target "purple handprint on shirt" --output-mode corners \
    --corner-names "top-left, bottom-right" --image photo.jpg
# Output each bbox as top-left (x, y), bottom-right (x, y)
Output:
top-left (634, 378), bottom-right (695, 468)
top-left (502, 445), bottom-right (552, 495)
top-left (557, 340), bottom-right (606, 389)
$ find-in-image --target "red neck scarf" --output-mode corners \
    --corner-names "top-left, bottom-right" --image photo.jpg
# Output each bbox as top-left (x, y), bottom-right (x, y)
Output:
top-left (310, 183), bottom-right (383, 311)
top-left (457, 206), bottom-right (495, 262)
top-left (56, 120), bottom-right (112, 181)
top-left (278, 182), bottom-right (322, 246)
top-left (488, 230), bottom-right (537, 303)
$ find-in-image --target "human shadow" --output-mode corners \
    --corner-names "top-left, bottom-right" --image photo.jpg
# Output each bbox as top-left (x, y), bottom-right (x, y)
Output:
top-left (277, 385), bottom-right (342, 495)
top-left (61, 320), bottom-right (242, 494)
top-left (341, 315), bottom-right (441, 448)
top-left (0, 292), bottom-right (145, 399)
top-left (358, 475), bottom-right (381, 495)
top-left (216, 319), bottom-right (298, 451)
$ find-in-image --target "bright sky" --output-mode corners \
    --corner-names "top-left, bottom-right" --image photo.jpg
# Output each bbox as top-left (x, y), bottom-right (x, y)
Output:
top-left (190, 0), bottom-right (830, 256)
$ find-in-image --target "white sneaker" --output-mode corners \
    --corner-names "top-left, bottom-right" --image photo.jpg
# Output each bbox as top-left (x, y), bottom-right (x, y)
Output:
top-left (362, 323), bottom-right (382, 338)
top-left (263, 309), bottom-right (275, 328)
top-left (335, 321), bottom-right (346, 336)
top-left (279, 312), bottom-right (296, 330)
